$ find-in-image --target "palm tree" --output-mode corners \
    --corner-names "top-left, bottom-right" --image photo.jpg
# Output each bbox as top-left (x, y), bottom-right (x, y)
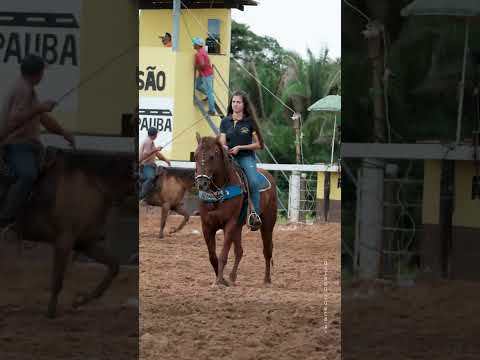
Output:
top-left (278, 49), bottom-right (341, 163)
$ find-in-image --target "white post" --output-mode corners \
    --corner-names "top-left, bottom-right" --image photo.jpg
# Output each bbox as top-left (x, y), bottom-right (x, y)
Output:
top-left (357, 158), bottom-right (385, 279)
top-left (288, 170), bottom-right (301, 223)
top-left (354, 167), bottom-right (362, 275)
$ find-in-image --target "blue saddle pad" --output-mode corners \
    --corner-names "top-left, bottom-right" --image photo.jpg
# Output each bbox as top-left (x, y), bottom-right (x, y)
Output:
top-left (198, 184), bottom-right (243, 203)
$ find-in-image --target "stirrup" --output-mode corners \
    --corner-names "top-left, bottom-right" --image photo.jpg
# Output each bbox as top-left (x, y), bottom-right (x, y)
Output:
top-left (247, 212), bottom-right (262, 230)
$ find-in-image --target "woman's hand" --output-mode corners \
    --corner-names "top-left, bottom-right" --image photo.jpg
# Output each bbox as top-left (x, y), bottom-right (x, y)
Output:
top-left (228, 146), bottom-right (242, 155)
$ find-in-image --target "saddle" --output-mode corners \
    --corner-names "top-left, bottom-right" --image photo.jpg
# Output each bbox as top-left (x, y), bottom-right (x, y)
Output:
top-left (0, 146), bottom-right (59, 203)
top-left (232, 161), bottom-right (271, 194)
top-left (229, 161), bottom-right (272, 229)
top-left (138, 164), bottom-right (165, 198)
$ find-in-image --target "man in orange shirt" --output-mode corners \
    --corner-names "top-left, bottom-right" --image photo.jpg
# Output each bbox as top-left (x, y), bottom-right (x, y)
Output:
top-left (193, 37), bottom-right (216, 116)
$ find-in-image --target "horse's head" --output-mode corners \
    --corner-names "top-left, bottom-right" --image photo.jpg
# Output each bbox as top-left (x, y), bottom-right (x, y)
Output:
top-left (194, 133), bottom-right (229, 192)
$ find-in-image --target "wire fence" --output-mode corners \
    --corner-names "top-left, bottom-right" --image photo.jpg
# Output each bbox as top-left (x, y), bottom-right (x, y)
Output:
top-left (343, 160), bottom-right (424, 279)
top-left (274, 171), bottom-right (319, 224)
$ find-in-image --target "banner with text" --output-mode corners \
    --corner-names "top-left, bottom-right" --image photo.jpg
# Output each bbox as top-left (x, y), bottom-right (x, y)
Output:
top-left (139, 96), bottom-right (174, 154)
top-left (0, 0), bottom-right (81, 112)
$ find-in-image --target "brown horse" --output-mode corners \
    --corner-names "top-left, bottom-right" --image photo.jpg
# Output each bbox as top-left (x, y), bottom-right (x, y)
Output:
top-left (194, 134), bottom-right (277, 286)
top-left (143, 167), bottom-right (195, 238)
top-left (1, 147), bottom-right (136, 318)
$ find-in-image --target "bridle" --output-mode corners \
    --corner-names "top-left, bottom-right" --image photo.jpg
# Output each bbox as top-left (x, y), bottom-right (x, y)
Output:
top-left (195, 147), bottom-right (223, 199)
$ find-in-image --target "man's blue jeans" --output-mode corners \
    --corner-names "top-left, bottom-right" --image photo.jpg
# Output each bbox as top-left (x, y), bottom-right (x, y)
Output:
top-left (0, 143), bottom-right (40, 221)
top-left (235, 154), bottom-right (261, 215)
top-left (195, 75), bottom-right (215, 113)
top-left (140, 164), bottom-right (156, 199)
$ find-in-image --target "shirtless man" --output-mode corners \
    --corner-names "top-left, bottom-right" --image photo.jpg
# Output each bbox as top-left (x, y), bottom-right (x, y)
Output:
top-left (0, 54), bottom-right (75, 227)
top-left (139, 127), bottom-right (170, 200)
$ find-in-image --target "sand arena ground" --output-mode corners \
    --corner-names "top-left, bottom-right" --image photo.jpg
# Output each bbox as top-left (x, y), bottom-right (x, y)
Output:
top-left (140, 208), bottom-right (341, 360)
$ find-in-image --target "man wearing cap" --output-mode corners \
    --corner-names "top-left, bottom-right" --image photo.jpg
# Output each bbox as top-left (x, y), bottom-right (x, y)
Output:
top-left (192, 37), bottom-right (216, 116)
top-left (0, 54), bottom-right (75, 227)
top-left (159, 32), bottom-right (172, 48)
top-left (139, 127), bottom-right (171, 200)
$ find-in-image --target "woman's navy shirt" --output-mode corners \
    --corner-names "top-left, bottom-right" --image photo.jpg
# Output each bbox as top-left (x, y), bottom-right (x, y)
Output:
top-left (219, 116), bottom-right (255, 157)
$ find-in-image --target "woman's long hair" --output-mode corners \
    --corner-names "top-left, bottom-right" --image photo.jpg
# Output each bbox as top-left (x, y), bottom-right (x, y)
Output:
top-left (226, 90), bottom-right (265, 149)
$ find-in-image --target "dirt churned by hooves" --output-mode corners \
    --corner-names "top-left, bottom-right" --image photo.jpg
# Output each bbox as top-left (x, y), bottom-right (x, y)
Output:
top-left (140, 208), bottom-right (340, 360)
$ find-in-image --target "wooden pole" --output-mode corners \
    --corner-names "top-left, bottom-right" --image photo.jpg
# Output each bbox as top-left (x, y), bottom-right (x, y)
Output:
top-left (363, 22), bottom-right (386, 142)
top-left (292, 113), bottom-right (301, 164)
top-left (456, 18), bottom-right (470, 144)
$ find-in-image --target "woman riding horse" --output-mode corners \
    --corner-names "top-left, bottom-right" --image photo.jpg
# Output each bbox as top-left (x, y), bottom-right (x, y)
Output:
top-left (219, 90), bottom-right (264, 231)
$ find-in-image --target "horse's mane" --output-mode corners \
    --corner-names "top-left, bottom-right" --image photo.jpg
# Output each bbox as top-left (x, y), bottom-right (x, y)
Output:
top-left (163, 167), bottom-right (195, 181)
top-left (198, 136), bottom-right (232, 173)
top-left (51, 147), bottom-right (134, 179)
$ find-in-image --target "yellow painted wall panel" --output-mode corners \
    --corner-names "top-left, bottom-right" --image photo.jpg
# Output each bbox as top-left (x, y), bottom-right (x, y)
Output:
top-left (316, 171), bottom-right (341, 201)
top-left (139, 8), bottom-right (231, 160)
top-left (77, 0), bottom-right (137, 134)
top-left (453, 161), bottom-right (480, 229)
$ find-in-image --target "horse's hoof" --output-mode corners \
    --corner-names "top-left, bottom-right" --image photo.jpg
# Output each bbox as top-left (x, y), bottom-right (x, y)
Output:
top-left (46, 309), bottom-right (57, 319)
top-left (264, 278), bottom-right (272, 285)
top-left (158, 234), bottom-right (164, 239)
top-left (72, 292), bottom-right (89, 308)
top-left (216, 278), bottom-right (229, 287)
top-left (229, 274), bottom-right (237, 284)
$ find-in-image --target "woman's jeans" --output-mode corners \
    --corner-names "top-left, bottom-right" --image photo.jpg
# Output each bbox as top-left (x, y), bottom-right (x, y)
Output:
top-left (140, 164), bottom-right (156, 199)
top-left (235, 154), bottom-right (261, 215)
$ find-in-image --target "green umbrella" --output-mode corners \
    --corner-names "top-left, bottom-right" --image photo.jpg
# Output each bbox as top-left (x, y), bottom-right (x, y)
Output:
top-left (401, 0), bottom-right (480, 17)
top-left (309, 95), bottom-right (341, 164)
top-left (308, 95), bottom-right (341, 112)
top-left (402, 0), bottom-right (480, 143)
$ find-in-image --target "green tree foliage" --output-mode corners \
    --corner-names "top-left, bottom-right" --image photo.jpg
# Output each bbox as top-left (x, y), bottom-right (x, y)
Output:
top-left (229, 21), bottom-right (341, 165)
top-left (342, 0), bottom-right (480, 143)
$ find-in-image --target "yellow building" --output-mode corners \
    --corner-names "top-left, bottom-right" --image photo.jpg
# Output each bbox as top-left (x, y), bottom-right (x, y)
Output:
top-left (139, 0), bottom-right (257, 160)
top-left (422, 159), bottom-right (480, 281)
top-left (343, 142), bottom-right (480, 280)
top-left (0, 0), bottom-right (137, 137)
top-left (316, 166), bottom-right (341, 222)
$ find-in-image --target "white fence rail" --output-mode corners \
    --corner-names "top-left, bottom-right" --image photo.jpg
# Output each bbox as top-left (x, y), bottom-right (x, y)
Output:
top-left (167, 161), bottom-right (339, 173)
top-left (170, 161), bottom-right (338, 224)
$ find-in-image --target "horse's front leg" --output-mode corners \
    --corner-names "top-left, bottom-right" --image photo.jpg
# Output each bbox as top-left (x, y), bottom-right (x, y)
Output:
top-left (229, 226), bottom-right (243, 284)
top-left (202, 225), bottom-right (219, 277)
top-left (217, 226), bottom-right (234, 287)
